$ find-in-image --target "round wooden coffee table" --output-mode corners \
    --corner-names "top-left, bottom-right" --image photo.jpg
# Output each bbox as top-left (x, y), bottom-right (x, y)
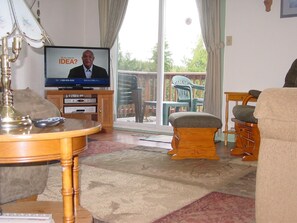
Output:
top-left (0, 118), bottom-right (101, 223)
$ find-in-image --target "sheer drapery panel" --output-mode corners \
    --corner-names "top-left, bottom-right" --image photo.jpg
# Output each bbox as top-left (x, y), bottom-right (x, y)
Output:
top-left (98, 0), bottom-right (128, 118)
top-left (195, 0), bottom-right (224, 120)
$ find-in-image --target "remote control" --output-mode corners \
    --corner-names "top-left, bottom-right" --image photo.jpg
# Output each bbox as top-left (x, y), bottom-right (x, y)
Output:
top-left (32, 117), bottom-right (65, 128)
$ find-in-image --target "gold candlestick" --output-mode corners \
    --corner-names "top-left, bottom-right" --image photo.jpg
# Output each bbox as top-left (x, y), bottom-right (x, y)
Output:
top-left (0, 36), bottom-right (32, 128)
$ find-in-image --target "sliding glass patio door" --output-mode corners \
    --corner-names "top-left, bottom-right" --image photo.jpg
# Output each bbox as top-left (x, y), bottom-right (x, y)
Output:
top-left (115, 0), bottom-right (204, 132)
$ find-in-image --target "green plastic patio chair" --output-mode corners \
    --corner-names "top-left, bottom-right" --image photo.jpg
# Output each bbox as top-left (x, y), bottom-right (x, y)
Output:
top-left (172, 75), bottom-right (204, 112)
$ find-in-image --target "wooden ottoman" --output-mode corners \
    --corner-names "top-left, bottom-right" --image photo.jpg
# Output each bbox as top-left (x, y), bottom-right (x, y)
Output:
top-left (168, 112), bottom-right (222, 160)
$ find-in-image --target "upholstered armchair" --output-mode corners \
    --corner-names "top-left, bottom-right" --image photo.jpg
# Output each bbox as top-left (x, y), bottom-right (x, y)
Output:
top-left (0, 88), bottom-right (61, 204)
top-left (231, 58), bottom-right (297, 161)
top-left (254, 88), bottom-right (297, 223)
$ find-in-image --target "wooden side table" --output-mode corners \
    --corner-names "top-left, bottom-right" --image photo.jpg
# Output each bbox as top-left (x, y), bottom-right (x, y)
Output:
top-left (223, 92), bottom-right (256, 146)
top-left (0, 119), bottom-right (101, 223)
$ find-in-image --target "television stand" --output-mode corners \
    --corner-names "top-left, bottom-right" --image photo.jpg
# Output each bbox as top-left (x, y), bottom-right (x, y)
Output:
top-left (46, 89), bottom-right (114, 132)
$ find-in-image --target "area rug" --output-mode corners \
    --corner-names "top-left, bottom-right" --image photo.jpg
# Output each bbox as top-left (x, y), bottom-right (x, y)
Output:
top-left (39, 144), bottom-right (256, 223)
top-left (38, 164), bottom-right (211, 223)
top-left (80, 140), bottom-right (136, 157)
top-left (153, 192), bottom-right (255, 223)
top-left (80, 147), bottom-right (257, 189)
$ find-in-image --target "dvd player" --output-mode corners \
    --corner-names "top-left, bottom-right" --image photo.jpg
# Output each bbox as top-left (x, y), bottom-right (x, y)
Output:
top-left (64, 106), bottom-right (97, 114)
top-left (64, 98), bottom-right (97, 104)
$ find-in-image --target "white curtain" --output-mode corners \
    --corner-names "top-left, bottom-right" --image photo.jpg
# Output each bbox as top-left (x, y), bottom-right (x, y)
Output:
top-left (98, 0), bottom-right (128, 84)
top-left (98, 0), bottom-right (129, 48)
top-left (98, 0), bottom-right (128, 117)
top-left (196, 0), bottom-right (224, 119)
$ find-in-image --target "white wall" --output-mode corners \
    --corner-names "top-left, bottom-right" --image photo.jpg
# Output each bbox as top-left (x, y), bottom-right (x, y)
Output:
top-left (224, 0), bottom-right (297, 92)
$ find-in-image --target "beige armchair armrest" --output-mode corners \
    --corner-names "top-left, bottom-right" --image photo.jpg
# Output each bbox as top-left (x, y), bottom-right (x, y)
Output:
top-left (254, 88), bottom-right (297, 122)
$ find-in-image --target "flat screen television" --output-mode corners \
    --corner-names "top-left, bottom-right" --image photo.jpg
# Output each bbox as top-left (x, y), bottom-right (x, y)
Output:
top-left (44, 46), bottom-right (110, 89)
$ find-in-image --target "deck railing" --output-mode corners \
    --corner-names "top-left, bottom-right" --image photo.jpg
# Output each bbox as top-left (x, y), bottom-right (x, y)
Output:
top-left (117, 70), bottom-right (206, 118)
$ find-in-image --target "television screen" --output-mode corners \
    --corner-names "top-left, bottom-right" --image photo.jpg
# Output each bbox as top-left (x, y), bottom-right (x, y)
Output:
top-left (44, 46), bottom-right (110, 89)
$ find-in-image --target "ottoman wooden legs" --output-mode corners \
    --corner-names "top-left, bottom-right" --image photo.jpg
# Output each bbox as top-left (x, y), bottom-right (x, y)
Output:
top-left (168, 127), bottom-right (219, 160)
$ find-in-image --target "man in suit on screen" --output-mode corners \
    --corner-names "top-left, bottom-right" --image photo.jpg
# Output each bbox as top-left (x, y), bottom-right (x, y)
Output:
top-left (68, 50), bottom-right (108, 78)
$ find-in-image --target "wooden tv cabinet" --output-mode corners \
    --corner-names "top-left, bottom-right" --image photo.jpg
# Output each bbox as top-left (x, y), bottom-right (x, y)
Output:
top-left (46, 89), bottom-right (114, 132)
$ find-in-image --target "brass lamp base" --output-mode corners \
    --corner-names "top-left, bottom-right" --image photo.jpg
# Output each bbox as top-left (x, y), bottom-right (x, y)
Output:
top-left (0, 105), bottom-right (32, 128)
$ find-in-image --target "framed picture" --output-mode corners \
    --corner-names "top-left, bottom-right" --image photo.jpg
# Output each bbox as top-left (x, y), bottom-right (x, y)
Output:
top-left (281, 0), bottom-right (297, 18)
